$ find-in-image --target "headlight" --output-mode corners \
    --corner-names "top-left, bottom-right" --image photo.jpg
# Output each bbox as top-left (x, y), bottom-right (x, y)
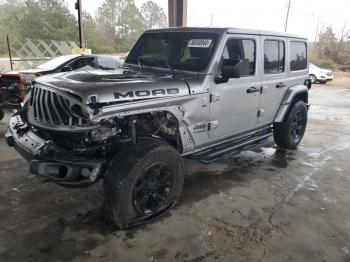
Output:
top-left (70, 104), bottom-right (89, 119)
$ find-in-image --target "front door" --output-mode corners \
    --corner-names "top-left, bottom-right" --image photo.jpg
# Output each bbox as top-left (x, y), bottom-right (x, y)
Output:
top-left (209, 35), bottom-right (260, 139)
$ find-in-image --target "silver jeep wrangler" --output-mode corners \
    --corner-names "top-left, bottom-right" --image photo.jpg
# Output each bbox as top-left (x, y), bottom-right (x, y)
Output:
top-left (6, 28), bottom-right (310, 228)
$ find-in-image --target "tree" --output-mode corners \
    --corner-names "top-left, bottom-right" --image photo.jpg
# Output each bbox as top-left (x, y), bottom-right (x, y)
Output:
top-left (312, 26), bottom-right (338, 65)
top-left (0, 0), bottom-right (21, 54)
top-left (0, 0), bottom-right (168, 55)
top-left (338, 24), bottom-right (350, 65)
top-left (118, 0), bottom-right (145, 49)
top-left (310, 25), bottom-right (350, 70)
top-left (1, 0), bottom-right (77, 41)
top-left (83, 12), bottom-right (107, 53)
top-left (318, 27), bottom-right (338, 60)
top-left (96, 0), bottom-right (145, 52)
top-left (141, 1), bottom-right (167, 29)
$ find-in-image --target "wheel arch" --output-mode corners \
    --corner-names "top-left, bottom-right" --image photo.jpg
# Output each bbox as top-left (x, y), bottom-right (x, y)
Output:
top-left (93, 106), bottom-right (193, 153)
top-left (274, 85), bottom-right (309, 123)
top-left (135, 110), bottom-right (184, 152)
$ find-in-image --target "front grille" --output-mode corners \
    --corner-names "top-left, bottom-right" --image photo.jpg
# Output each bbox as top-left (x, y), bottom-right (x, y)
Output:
top-left (28, 84), bottom-right (90, 129)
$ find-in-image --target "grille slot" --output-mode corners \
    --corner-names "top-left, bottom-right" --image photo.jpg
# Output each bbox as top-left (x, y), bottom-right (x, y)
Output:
top-left (28, 84), bottom-right (89, 129)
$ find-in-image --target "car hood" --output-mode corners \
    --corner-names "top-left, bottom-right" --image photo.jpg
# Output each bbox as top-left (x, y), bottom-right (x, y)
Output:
top-left (310, 67), bottom-right (332, 75)
top-left (321, 68), bottom-right (332, 74)
top-left (34, 69), bottom-right (191, 104)
top-left (4, 68), bottom-right (49, 75)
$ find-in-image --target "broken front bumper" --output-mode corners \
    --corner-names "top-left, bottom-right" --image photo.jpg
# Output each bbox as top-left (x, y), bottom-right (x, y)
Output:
top-left (5, 114), bottom-right (105, 187)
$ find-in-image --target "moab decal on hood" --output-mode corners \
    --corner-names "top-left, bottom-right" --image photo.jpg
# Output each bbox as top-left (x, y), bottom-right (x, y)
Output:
top-left (114, 88), bottom-right (179, 100)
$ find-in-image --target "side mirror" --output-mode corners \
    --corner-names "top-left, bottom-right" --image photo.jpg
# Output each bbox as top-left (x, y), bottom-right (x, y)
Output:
top-left (61, 66), bottom-right (73, 72)
top-left (221, 59), bottom-right (242, 79)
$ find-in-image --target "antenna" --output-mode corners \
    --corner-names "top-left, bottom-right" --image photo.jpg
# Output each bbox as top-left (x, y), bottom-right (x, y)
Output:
top-left (284, 0), bottom-right (291, 32)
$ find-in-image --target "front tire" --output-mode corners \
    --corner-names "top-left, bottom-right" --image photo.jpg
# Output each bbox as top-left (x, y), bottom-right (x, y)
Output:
top-left (103, 139), bottom-right (184, 229)
top-left (309, 74), bottom-right (317, 84)
top-left (273, 101), bottom-right (307, 149)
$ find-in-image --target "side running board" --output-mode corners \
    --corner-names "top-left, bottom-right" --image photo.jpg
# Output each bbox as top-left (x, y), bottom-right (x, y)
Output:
top-left (189, 128), bottom-right (273, 164)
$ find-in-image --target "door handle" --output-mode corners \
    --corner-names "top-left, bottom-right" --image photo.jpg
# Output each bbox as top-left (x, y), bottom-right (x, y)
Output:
top-left (276, 82), bottom-right (287, 88)
top-left (247, 87), bottom-right (260, 94)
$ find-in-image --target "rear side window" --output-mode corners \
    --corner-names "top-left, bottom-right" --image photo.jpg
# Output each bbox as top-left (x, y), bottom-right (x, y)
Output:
top-left (290, 41), bottom-right (307, 71)
top-left (264, 40), bottom-right (285, 74)
top-left (221, 39), bottom-right (256, 76)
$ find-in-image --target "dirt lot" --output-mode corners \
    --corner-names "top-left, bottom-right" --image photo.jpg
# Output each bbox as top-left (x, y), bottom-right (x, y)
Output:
top-left (1, 74), bottom-right (350, 262)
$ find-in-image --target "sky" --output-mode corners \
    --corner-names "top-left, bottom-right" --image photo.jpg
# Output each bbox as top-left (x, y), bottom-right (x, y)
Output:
top-left (67, 0), bottom-right (350, 40)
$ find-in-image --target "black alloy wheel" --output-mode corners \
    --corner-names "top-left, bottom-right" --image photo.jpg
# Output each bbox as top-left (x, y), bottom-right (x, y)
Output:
top-left (290, 110), bottom-right (305, 143)
top-left (132, 162), bottom-right (174, 215)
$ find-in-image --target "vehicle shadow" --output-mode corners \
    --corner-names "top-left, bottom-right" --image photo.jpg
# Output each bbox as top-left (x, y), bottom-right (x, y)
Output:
top-left (180, 146), bottom-right (294, 206)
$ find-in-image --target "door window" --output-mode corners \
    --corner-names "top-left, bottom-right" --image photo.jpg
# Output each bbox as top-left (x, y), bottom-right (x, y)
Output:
top-left (290, 41), bottom-right (307, 71)
top-left (221, 39), bottom-right (256, 76)
top-left (68, 57), bottom-right (96, 71)
top-left (97, 57), bottom-right (120, 70)
top-left (264, 40), bottom-right (285, 74)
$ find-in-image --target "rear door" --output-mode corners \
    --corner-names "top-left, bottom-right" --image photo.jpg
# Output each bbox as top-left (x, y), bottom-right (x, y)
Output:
top-left (209, 35), bottom-right (260, 139)
top-left (257, 37), bottom-right (288, 126)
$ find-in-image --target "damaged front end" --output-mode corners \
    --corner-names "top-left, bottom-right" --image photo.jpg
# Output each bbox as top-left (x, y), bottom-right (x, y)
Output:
top-left (5, 113), bottom-right (106, 187)
top-left (6, 81), bottom-right (182, 187)
top-left (5, 83), bottom-right (112, 187)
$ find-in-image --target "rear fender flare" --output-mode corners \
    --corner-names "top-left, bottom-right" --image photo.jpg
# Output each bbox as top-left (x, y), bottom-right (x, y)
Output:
top-left (274, 85), bottom-right (309, 123)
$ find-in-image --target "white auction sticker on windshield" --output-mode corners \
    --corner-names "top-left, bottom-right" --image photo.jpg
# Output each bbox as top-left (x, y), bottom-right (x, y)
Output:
top-left (188, 39), bottom-right (212, 48)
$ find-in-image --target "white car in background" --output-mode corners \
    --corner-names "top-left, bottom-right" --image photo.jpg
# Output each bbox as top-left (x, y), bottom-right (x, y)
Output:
top-left (309, 63), bottom-right (333, 84)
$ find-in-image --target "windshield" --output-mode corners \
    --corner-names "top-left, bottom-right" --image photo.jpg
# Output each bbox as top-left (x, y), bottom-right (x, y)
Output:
top-left (125, 32), bottom-right (219, 72)
top-left (36, 56), bottom-right (77, 70)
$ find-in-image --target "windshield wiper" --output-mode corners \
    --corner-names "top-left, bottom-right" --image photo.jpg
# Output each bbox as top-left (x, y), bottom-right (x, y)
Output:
top-left (144, 59), bottom-right (177, 76)
top-left (124, 58), bottom-right (143, 70)
top-left (127, 58), bottom-right (177, 76)
top-left (136, 58), bottom-right (143, 70)
top-left (165, 62), bottom-right (176, 76)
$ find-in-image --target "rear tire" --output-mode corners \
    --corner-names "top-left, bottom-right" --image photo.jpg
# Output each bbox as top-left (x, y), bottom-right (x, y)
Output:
top-left (103, 139), bottom-right (184, 229)
top-left (273, 100), bottom-right (307, 149)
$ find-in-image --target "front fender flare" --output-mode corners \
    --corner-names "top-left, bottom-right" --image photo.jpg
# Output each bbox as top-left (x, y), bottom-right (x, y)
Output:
top-left (274, 85), bottom-right (309, 123)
